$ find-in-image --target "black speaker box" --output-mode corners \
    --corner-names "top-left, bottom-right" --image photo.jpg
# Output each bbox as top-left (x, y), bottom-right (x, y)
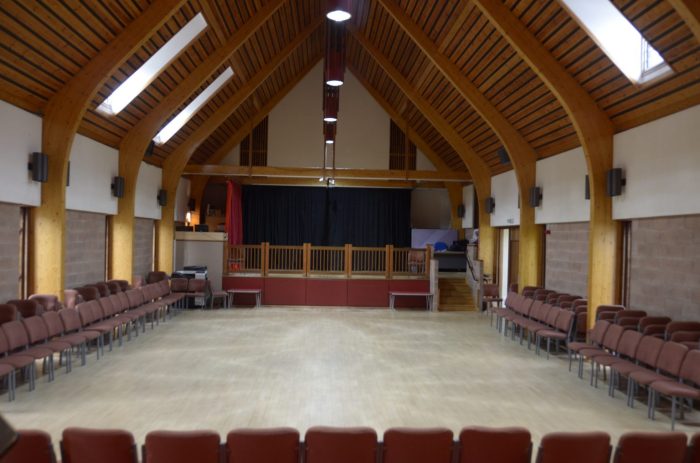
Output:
top-left (606, 168), bottom-right (625, 197)
top-left (157, 189), bottom-right (167, 206)
top-left (585, 175), bottom-right (590, 200)
top-left (529, 186), bottom-right (542, 207)
top-left (28, 152), bottom-right (48, 182)
top-left (112, 176), bottom-right (125, 198)
top-left (484, 197), bottom-right (495, 214)
top-left (497, 147), bottom-right (510, 164)
top-left (457, 204), bottom-right (465, 218)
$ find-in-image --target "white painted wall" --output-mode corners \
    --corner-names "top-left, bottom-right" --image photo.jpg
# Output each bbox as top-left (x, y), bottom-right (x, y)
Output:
top-left (175, 177), bottom-right (191, 222)
top-left (220, 145), bottom-right (240, 165)
top-left (613, 104), bottom-right (700, 220)
top-left (66, 134), bottom-right (119, 215)
top-left (490, 170), bottom-right (520, 227)
top-left (135, 162), bottom-right (162, 220)
top-left (535, 146), bottom-right (590, 224)
top-left (411, 188), bottom-right (451, 229)
top-left (416, 148), bottom-right (437, 171)
top-left (266, 62), bottom-right (438, 171)
top-left (0, 101), bottom-right (42, 206)
top-left (462, 184), bottom-right (475, 229)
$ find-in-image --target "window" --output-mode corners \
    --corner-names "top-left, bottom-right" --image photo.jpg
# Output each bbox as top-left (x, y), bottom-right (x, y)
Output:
top-left (559, 0), bottom-right (672, 84)
top-left (240, 117), bottom-right (269, 167)
top-left (97, 13), bottom-right (208, 116)
top-left (389, 120), bottom-right (416, 170)
top-left (153, 67), bottom-right (233, 145)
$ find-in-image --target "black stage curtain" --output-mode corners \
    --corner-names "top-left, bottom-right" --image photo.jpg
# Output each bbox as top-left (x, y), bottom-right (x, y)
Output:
top-left (242, 185), bottom-right (411, 247)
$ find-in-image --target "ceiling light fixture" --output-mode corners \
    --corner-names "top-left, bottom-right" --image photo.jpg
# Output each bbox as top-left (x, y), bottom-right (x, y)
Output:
top-left (323, 85), bottom-right (339, 123)
top-left (97, 13), bottom-right (207, 116)
top-left (153, 67), bottom-right (233, 145)
top-left (324, 21), bottom-right (346, 87)
top-left (324, 121), bottom-right (336, 144)
top-left (326, 0), bottom-right (352, 22)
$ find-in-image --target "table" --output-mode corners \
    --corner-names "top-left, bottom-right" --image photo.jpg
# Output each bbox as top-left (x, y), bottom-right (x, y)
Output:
top-left (389, 291), bottom-right (434, 311)
top-left (226, 289), bottom-right (262, 308)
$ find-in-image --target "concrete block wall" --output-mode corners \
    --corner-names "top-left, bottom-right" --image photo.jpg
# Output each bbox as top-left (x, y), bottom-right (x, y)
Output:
top-left (0, 203), bottom-right (20, 302)
top-left (65, 211), bottom-right (106, 289)
top-left (544, 222), bottom-right (589, 298)
top-left (627, 215), bottom-right (700, 320)
top-left (133, 218), bottom-right (154, 282)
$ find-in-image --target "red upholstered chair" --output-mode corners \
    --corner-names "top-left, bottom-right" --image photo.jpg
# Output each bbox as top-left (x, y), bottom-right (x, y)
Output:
top-left (146, 271), bottom-right (168, 284)
top-left (28, 294), bottom-right (62, 312)
top-left (305, 427), bottom-right (377, 463)
top-left (535, 432), bottom-right (610, 463)
top-left (628, 341), bottom-right (688, 411)
top-left (6, 299), bottom-right (43, 318)
top-left (226, 428), bottom-right (299, 463)
top-left (75, 287), bottom-right (99, 302)
top-left (21, 316), bottom-right (72, 379)
top-left (144, 430), bottom-right (221, 463)
top-left (42, 311), bottom-right (87, 368)
top-left (2, 320), bottom-right (54, 384)
top-left (612, 432), bottom-right (687, 463)
top-left (58, 308), bottom-right (103, 360)
top-left (61, 427), bottom-right (137, 463)
top-left (92, 282), bottom-right (111, 297)
top-left (382, 428), bottom-right (453, 463)
top-left (649, 350), bottom-right (700, 429)
top-left (690, 434), bottom-right (700, 463)
top-left (0, 329), bottom-right (35, 395)
top-left (0, 305), bottom-right (17, 325)
top-left (458, 427), bottom-right (531, 463)
top-left (0, 429), bottom-right (55, 463)
top-left (108, 280), bottom-right (130, 292)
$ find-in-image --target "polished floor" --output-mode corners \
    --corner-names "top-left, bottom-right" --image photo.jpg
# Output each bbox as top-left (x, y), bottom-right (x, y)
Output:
top-left (3, 308), bottom-right (697, 450)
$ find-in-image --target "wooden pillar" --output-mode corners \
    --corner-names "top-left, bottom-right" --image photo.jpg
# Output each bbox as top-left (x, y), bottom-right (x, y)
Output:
top-left (109, 156), bottom-right (141, 282)
top-left (155, 193), bottom-right (176, 274)
top-left (386, 245), bottom-right (394, 279)
top-left (517, 163), bottom-right (544, 291)
top-left (344, 244), bottom-right (352, 277)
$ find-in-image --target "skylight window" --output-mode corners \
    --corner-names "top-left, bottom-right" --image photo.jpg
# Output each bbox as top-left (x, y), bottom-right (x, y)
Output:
top-left (560, 0), bottom-right (672, 84)
top-left (97, 13), bottom-right (207, 116)
top-left (152, 67), bottom-right (233, 145)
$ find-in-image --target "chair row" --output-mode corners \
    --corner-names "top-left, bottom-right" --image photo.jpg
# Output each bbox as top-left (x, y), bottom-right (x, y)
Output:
top-left (0, 281), bottom-right (185, 401)
top-left (3, 426), bottom-right (700, 463)
top-left (570, 319), bottom-right (700, 429)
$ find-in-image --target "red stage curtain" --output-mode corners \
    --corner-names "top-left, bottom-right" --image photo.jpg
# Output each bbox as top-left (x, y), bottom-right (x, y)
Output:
top-left (226, 180), bottom-right (243, 245)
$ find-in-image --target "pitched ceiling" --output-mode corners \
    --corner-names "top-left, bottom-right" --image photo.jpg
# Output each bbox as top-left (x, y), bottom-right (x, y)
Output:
top-left (0, 0), bottom-right (698, 177)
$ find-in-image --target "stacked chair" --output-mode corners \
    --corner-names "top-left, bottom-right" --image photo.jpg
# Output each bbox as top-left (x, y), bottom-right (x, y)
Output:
top-left (1, 426), bottom-right (697, 463)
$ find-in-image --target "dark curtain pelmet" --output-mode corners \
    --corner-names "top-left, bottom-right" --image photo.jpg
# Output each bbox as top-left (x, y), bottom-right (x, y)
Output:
top-left (242, 185), bottom-right (411, 247)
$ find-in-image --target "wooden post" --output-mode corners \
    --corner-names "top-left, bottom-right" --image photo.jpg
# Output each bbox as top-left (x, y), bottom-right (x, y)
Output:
top-left (426, 244), bottom-right (433, 277)
top-left (262, 242), bottom-right (269, 277)
top-left (386, 245), bottom-right (394, 279)
top-left (345, 244), bottom-right (352, 277)
top-left (303, 243), bottom-right (311, 277)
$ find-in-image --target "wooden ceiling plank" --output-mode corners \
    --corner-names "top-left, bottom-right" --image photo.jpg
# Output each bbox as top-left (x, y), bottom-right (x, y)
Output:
top-left (664, 1), bottom-right (700, 50)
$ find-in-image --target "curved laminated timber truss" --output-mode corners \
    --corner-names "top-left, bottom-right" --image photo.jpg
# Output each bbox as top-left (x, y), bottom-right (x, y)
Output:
top-left (1, 0), bottom-right (699, 319)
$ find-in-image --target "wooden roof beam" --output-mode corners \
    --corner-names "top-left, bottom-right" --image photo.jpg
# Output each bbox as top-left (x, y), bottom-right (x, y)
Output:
top-left (109, 0), bottom-right (284, 281)
top-left (156, 17), bottom-right (323, 272)
top-left (350, 28), bottom-right (496, 276)
top-left (378, 0), bottom-right (542, 289)
top-left (473, 0), bottom-right (620, 322)
top-left (30, 0), bottom-right (186, 295)
top-left (668, 0), bottom-right (700, 44)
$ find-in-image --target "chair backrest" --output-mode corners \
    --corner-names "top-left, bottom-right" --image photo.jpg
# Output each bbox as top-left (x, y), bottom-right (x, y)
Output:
top-left (528, 300), bottom-right (543, 319)
top-left (76, 303), bottom-right (95, 326)
top-left (634, 335), bottom-right (665, 368)
top-left (655, 341), bottom-right (688, 376)
top-left (518, 298), bottom-right (534, 317)
top-left (612, 432), bottom-right (687, 463)
top-left (601, 323), bottom-right (625, 351)
top-left (382, 428), bottom-right (453, 463)
top-left (458, 427), bottom-right (531, 463)
top-left (7, 299), bottom-right (43, 318)
top-left (61, 427), bottom-right (137, 463)
top-left (545, 293), bottom-right (563, 304)
top-left (665, 321), bottom-right (700, 340)
top-left (108, 294), bottom-right (123, 313)
top-left (116, 292), bottom-right (131, 311)
top-left (0, 429), bottom-right (56, 463)
top-left (29, 294), bottom-right (61, 312)
top-left (544, 306), bottom-right (560, 327)
top-left (144, 430), bottom-right (221, 463)
top-left (596, 304), bottom-right (624, 320)
top-left (226, 428), bottom-right (299, 463)
top-left (1, 320), bottom-right (29, 352)
top-left (171, 278), bottom-right (189, 293)
top-left (21, 316), bottom-right (50, 345)
top-left (614, 310), bottom-right (647, 323)
top-left (589, 321), bottom-right (611, 345)
top-left (0, 304), bottom-right (18, 325)
top-left (188, 279), bottom-right (208, 293)
top-left (575, 312), bottom-right (588, 337)
top-left (638, 317), bottom-right (671, 331)
top-left (58, 308), bottom-right (83, 333)
top-left (146, 271), bottom-right (168, 284)
top-left (76, 287), bottom-right (100, 302)
top-left (615, 330), bottom-right (644, 359)
top-left (41, 311), bottom-right (65, 338)
top-left (99, 298), bottom-right (116, 317)
top-left (304, 427), bottom-right (377, 463)
top-left (483, 284), bottom-right (499, 298)
top-left (537, 304), bottom-right (553, 323)
top-left (555, 310), bottom-right (575, 335)
top-left (125, 289), bottom-right (143, 309)
top-left (536, 432), bottom-right (610, 463)
top-left (108, 280), bottom-right (130, 292)
top-left (93, 282), bottom-right (111, 297)
top-left (106, 281), bottom-right (123, 294)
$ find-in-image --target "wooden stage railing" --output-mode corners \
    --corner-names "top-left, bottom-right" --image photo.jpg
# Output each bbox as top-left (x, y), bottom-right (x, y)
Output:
top-left (225, 243), bottom-right (432, 278)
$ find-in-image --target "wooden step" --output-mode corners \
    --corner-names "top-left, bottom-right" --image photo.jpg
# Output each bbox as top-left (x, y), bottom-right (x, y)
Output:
top-left (438, 303), bottom-right (477, 312)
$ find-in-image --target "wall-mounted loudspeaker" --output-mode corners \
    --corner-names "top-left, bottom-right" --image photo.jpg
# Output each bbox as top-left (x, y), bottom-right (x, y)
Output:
top-left (28, 152), bottom-right (48, 182)
top-left (585, 175), bottom-right (590, 200)
top-left (145, 140), bottom-right (155, 158)
top-left (111, 176), bottom-right (125, 198)
top-left (457, 204), bottom-right (465, 218)
top-left (497, 147), bottom-right (510, 164)
top-left (188, 198), bottom-right (196, 211)
top-left (157, 189), bottom-right (167, 206)
top-left (66, 162), bottom-right (70, 187)
top-left (606, 168), bottom-right (626, 197)
top-left (529, 186), bottom-right (542, 207)
top-left (484, 197), bottom-right (495, 214)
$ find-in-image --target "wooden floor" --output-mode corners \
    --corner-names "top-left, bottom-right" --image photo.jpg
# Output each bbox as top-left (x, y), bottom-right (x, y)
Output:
top-left (3, 308), bottom-right (697, 454)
